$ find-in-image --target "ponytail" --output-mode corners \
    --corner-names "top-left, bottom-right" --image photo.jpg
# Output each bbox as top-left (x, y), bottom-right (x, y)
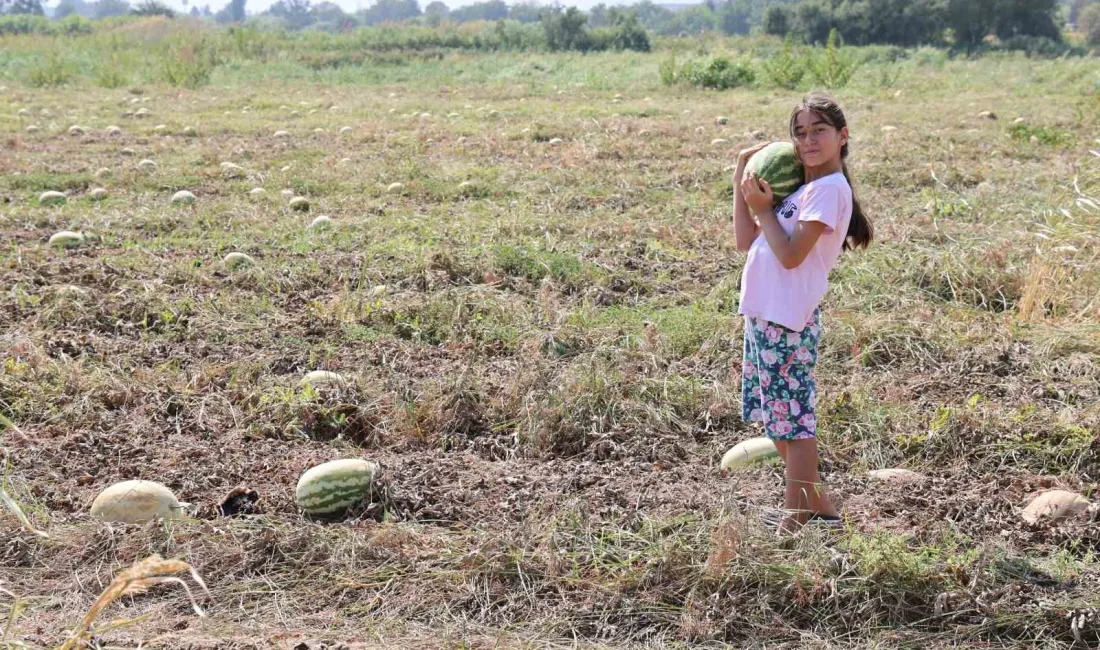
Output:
top-left (841, 161), bottom-right (872, 251)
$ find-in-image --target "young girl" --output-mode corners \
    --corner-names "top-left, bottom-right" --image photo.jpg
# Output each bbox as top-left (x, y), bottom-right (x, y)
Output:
top-left (732, 93), bottom-right (873, 535)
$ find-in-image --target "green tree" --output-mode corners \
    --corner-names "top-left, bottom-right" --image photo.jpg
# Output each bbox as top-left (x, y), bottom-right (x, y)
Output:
top-left (8, 0), bottom-right (44, 14)
top-left (268, 0), bottom-right (313, 28)
top-left (541, 5), bottom-right (590, 51)
top-left (946, 0), bottom-right (998, 50)
top-left (763, 5), bottom-right (791, 36)
top-left (717, 0), bottom-right (750, 35)
top-left (94, 0), bottom-right (131, 18)
top-left (131, 0), bottom-right (174, 15)
top-left (609, 7), bottom-right (650, 51)
top-left (508, 0), bottom-right (540, 23)
top-left (54, 0), bottom-right (79, 17)
top-left (795, 0), bottom-right (834, 44)
top-left (223, 0), bottom-right (246, 22)
top-left (449, 0), bottom-right (504, 22)
top-left (1081, 1), bottom-right (1100, 42)
top-left (993, 0), bottom-right (1062, 40)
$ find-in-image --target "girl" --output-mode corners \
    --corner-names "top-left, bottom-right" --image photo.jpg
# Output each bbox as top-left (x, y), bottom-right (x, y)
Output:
top-left (732, 93), bottom-right (873, 535)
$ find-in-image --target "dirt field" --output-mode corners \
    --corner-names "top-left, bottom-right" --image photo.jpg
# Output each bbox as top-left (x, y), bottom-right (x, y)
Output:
top-left (2, 32), bottom-right (1100, 648)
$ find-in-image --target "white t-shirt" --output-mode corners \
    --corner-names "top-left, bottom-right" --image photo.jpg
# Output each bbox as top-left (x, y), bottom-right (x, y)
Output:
top-left (738, 171), bottom-right (853, 332)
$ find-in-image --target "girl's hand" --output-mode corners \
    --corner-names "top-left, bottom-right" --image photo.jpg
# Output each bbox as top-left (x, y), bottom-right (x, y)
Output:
top-left (740, 173), bottom-right (774, 215)
top-left (736, 141), bottom-right (772, 165)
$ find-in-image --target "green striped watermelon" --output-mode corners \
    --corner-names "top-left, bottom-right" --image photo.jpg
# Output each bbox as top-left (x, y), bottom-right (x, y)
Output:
top-left (745, 142), bottom-right (804, 204)
top-left (296, 459), bottom-right (379, 516)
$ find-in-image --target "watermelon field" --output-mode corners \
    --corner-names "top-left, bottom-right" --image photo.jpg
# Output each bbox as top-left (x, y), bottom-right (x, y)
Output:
top-left (2, 19), bottom-right (1100, 649)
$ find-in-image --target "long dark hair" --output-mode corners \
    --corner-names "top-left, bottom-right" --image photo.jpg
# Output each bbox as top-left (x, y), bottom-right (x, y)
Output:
top-left (788, 92), bottom-right (873, 251)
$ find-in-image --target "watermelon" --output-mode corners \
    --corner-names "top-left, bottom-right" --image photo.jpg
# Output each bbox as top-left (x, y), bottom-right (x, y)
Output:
top-left (296, 459), bottom-right (379, 516)
top-left (720, 437), bottom-right (779, 470)
top-left (90, 480), bottom-right (187, 523)
top-left (744, 142), bottom-right (804, 205)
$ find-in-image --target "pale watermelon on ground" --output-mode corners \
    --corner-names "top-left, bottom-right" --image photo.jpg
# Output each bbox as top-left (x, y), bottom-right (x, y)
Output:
top-left (721, 437), bottom-right (779, 470)
top-left (90, 480), bottom-right (187, 523)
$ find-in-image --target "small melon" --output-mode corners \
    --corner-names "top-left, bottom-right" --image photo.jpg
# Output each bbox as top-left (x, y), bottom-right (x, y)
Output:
top-left (39, 191), bottom-right (67, 206)
top-left (715, 116), bottom-right (729, 125)
top-left (90, 480), bottom-right (186, 524)
top-left (88, 188), bottom-right (109, 201)
top-left (137, 159), bottom-right (157, 171)
top-left (68, 125), bottom-right (85, 136)
top-left (338, 126), bottom-right (352, 134)
top-left (223, 252), bottom-right (255, 270)
top-left (711, 138), bottom-right (728, 145)
top-left (25, 125), bottom-right (40, 133)
top-left (301, 370), bottom-right (346, 386)
top-left (273, 130), bottom-right (290, 138)
top-left (386, 182), bottom-right (404, 193)
top-left (171, 190), bottom-right (196, 205)
top-left (289, 196), bottom-right (311, 212)
top-left (720, 437), bottom-right (779, 470)
top-left (153, 124), bottom-right (168, 133)
top-left (280, 188), bottom-right (295, 199)
top-left (183, 126), bottom-right (198, 137)
top-left (308, 215), bottom-right (333, 230)
top-left (220, 162), bottom-right (245, 178)
top-left (106, 125), bottom-right (122, 136)
top-left (94, 167), bottom-right (112, 178)
top-left (548, 138), bottom-right (563, 145)
top-left (296, 459), bottom-right (380, 516)
top-left (49, 230), bottom-right (85, 247)
top-left (867, 468), bottom-right (926, 483)
top-left (1021, 490), bottom-right (1090, 524)
top-left (249, 187), bottom-right (266, 197)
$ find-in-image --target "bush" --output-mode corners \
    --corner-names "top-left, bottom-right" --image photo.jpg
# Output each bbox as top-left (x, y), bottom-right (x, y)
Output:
top-left (685, 56), bottom-right (756, 89)
top-left (162, 37), bottom-right (220, 88)
top-left (807, 28), bottom-right (863, 88)
top-left (997, 35), bottom-right (1087, 58)
top-left (26, 52), bottom-right (78, 87)
top-left (0, 13), bottom-right (55, 35)
top-left (659, 54), bottom-right (756, 90)
top-left (761, 34), bottom-right (805, 90)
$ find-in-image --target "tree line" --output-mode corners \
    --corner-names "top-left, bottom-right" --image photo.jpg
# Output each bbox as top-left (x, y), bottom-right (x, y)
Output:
top-left (3, 0), bottom-right (1097, 49)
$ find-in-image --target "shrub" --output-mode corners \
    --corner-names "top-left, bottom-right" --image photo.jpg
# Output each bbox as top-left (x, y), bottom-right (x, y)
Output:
top-left (807, 28), bottom-right (863, 88)
top-left (761, 34), bottom-right (805, 90)
top-left (997, 35), bottom-right (1087, 58)
top-left (162, 37), bottom-right (220, 88)
top-left (26, 51), bottom-right (78, 87)
top-left (686, 56), bottom-right (756, 89)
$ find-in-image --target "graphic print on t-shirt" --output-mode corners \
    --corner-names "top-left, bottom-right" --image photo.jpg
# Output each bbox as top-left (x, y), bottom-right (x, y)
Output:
top-left (776, 196), bottom-right (798, 221)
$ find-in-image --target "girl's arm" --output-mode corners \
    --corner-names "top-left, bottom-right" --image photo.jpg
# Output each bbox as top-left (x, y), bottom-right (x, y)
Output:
top-left (741, 174), bottom-right (827, 270)
top-left (733, 143), bottom-right (770, 251)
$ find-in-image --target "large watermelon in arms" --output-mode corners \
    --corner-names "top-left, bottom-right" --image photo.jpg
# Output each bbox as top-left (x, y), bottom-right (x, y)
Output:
top-left (745, 142), bottom-right (804, 204)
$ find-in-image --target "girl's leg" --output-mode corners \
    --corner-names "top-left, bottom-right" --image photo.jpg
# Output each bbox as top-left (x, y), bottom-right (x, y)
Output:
top-left (779, 438), bottom-right (839, 532)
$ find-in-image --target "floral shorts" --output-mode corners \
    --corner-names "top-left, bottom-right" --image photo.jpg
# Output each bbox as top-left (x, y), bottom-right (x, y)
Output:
top-left (741, 308), bottom-right (821, 442)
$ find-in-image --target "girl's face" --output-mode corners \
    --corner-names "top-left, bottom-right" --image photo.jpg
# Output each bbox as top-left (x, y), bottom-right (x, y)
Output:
top-left (792, 109), bottom-right (848, 169)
